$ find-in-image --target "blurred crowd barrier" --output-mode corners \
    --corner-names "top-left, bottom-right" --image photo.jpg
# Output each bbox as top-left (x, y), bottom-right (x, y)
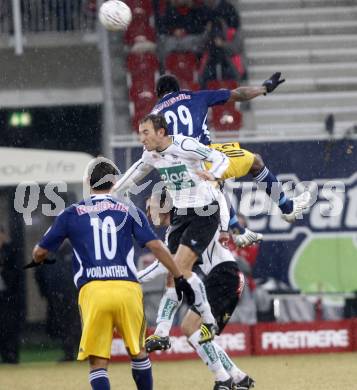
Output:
top-left (0, 0), bottom-right (97, 34)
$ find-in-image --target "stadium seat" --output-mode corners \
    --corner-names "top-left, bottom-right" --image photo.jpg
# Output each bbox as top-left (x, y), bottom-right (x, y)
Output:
top-left (127, 52), bottom-right (159, 76)
top-left (206, 79), bottom-right (242, 130)
top-left (210, 103), bottom-right (242, 131)
top-left (124, 17), bottom-right (156, 46)
top-left (131, 91), bottom-right (156, 129)
top-left (129, 76), bottom-right (156, 100)
top-left (165, 52), bottom-right (198, 85)
top-left (181, 81), bottom-right (200, 91)
top-left (125, 0), bottom-right (153, 16)
top-left (206, 80), bottom-right (238, 90)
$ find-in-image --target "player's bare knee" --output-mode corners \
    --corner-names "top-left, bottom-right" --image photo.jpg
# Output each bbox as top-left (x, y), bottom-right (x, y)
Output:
top-left (181, 310), bottom-right (201, 337)
top-left (89, 356), bottom-right (109, 370)
top-left (130, 349), bottom-right (147, 360)
top-left (250, 154), bottom-right (265, 176)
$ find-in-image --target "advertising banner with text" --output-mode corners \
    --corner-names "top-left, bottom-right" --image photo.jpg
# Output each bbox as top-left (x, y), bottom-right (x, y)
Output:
top-left (252, 320), bottom-right (356, 355)
top-left (111, 320), bottom-right (357, 361)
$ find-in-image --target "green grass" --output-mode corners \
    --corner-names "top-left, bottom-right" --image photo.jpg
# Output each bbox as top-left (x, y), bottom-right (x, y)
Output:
top-left (20, 346), bottom-right (63, 363)
top-left (1, 352), bottom-right (356, 390)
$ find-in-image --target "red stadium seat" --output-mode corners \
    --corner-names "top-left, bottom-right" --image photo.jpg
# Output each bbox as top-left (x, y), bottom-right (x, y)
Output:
top-left (165, 52), bottom-right (198, 84)
top-left (206, 80), bottom-right (241, 130)
top-left (125, 0), bottom-right (153, 16)
top-left (124, 17), bottom-right (156, 46)
top-left (210, 103), bottom-right (242, 131)
top-left (131, 91), bottom-right (156, 130)
top-left (129, 76), bottom-right (156, 100)
top-left (127, 52), bottom-right (159, 76)
top-left (180, 81), bottom-right (200, 91)
top-left (206, 80), bottom-right (238, 90)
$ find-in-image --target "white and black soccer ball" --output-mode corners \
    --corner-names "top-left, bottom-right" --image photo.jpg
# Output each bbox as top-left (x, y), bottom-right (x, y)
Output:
top-left (99, 0), bottom-right (132, 31)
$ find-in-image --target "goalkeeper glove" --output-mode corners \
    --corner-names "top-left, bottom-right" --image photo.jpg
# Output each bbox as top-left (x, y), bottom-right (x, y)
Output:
top-left (262, 72), bottom-right (285, 94)
top-left (174, 275), bottom-right (195, 305)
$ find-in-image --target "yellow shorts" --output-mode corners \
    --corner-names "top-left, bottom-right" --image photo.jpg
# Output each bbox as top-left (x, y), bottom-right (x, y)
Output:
top-left (206, 142), bottom-right (255, 180)
top-left (77, 280), bottom-right (146, 360)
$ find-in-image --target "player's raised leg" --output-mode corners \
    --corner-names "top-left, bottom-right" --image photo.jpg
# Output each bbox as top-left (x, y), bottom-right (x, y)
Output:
top-left (250, 153), bottom-right (311, 222)
top-left (210, 143), bottom-right (311, 223)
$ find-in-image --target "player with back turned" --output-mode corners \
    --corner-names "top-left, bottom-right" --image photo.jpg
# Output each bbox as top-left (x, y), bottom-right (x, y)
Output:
top-left (151, 73), bottom-right (311, 238)
top-left (30, 159), bottom-right (194, 390)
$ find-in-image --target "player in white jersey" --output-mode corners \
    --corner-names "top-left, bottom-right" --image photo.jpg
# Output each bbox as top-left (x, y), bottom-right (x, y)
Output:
top-left (112, 114), bottom-right (231, 343)
top-left (138, 194), bottom-right (255, 390)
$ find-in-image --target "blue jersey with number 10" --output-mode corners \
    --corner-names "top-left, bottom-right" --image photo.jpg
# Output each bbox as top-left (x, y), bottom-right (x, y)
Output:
top-left (151, 89), bottom-right (231, 145)
top-left (38, 195), bottom-right (157, 290)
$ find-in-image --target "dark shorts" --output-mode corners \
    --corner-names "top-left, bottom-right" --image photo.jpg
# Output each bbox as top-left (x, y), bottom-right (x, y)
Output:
top-left (192, 261), bottom-right (245, 335)
top-left (168, 202), bottom-right (220, 256)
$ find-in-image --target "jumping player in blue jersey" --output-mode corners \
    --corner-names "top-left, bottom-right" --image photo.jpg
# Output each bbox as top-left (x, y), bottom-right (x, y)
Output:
top-left (31, 159), bottom-right (194, 390)
top-left (151, 73), bottom-right (311, 234)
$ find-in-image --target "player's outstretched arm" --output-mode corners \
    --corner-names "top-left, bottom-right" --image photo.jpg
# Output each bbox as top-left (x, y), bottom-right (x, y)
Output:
top-left (229, 72), bottom-right (285, 102)
top-left (111, 158), bottom-right (153, 195)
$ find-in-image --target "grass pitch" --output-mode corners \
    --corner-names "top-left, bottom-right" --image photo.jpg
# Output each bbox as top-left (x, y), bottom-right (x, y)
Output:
top-left (0, 352), bottom-right (356, 390)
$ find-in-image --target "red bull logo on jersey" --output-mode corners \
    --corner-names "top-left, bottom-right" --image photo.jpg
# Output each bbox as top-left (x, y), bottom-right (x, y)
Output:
top-left (77, 200), bottom-right (129, 215)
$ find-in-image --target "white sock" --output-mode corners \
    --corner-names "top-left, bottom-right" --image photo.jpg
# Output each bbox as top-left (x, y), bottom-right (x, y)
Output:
top-left (187, 273), bottom-right (215, 324)
top-left (213, 342), bottom-right (246, 382)
top-left (155, 288), bottom-right (180, 337)
top-left (188, 330), bottom-right (230, 382)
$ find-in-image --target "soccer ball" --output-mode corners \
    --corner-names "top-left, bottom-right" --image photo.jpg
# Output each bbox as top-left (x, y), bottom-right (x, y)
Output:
top-left (99, 0), bottom-right (132, 31)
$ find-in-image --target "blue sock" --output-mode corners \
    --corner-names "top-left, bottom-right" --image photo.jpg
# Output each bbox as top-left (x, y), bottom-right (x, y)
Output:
top-left (131, 357), bottom-right (153, 390)
top-left (89, 368), bottom-right (110, 390)
top-left (229, 206), bottom-right (245, 233)
top-left (254, 166), bottom-right (293, 214)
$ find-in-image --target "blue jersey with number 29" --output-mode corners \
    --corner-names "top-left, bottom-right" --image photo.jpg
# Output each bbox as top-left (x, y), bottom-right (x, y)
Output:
top-left (151, 89), bottom-right (231, 145)
top-left (38, 195), bottom-right (157, 289)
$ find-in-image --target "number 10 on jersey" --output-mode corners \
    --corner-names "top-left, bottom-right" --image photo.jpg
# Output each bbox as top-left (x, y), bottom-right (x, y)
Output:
top-left (90, 216), bottom-right (117, 260)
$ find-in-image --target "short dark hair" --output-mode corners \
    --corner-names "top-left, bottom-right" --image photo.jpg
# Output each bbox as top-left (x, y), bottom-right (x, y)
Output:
top-left (89, 159), bottom-right (119, 191)
top-left (140, 114), bottom-right (168, 136)
top-left (156, 74), bottom-right (180, 98)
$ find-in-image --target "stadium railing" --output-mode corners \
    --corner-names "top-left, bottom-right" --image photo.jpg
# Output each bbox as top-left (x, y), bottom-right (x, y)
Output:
top-left (0, 0), bottom-right (96, 35)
